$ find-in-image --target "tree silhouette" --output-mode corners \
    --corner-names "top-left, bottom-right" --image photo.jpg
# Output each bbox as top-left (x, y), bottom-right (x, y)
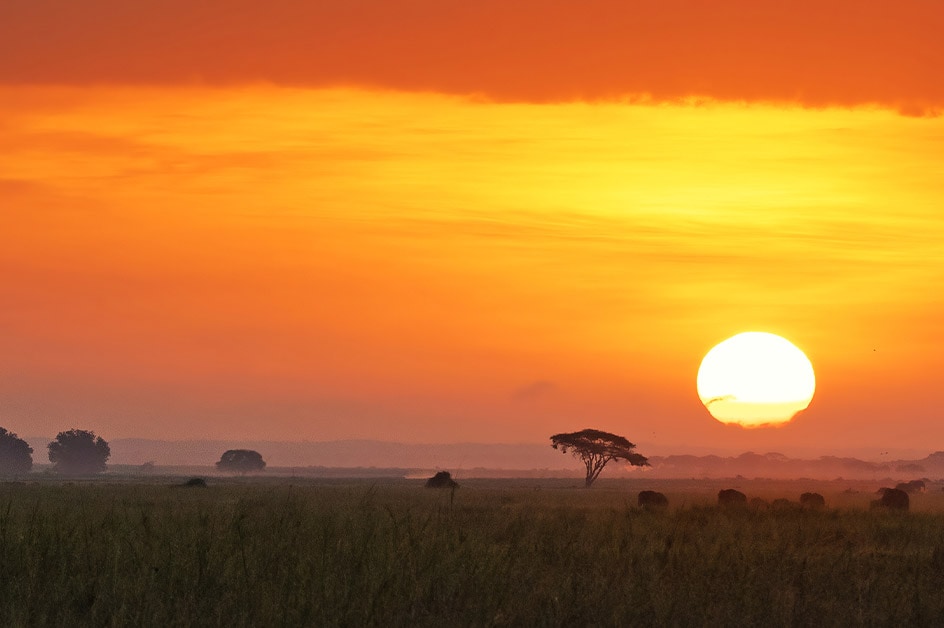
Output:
top-left (216, 449), bottom-right (266, 474)
top-left (47, 429), bottom-right (110, 475)
top-left (550, 428), bottom-right (648, 487)
top-left (0, 428), bottom-right (33, 475)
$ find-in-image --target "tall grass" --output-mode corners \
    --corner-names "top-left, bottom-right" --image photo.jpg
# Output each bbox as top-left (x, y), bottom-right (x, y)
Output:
top-left (1, 480), bottom-right (943, 626)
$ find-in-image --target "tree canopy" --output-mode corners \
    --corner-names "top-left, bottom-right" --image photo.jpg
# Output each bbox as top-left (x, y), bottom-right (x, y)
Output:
top-left (550, 428), bottom-right (648, 487)
top-left (0, 428), bottom-right (33, 475)
top-left (47, 429), bottom-right (110, 475)
top-left (216, 449), bottom-right (266, 474)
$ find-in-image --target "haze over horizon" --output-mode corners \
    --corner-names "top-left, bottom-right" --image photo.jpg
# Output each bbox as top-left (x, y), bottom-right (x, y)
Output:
top-left (3, 1), bottom-right (943, 457)
top-left (16, 434), bottom-right (943, 472)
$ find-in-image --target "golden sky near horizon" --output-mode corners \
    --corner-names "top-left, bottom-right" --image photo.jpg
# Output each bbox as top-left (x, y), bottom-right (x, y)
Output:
top-left (2, 1), bottom-right (943, 455)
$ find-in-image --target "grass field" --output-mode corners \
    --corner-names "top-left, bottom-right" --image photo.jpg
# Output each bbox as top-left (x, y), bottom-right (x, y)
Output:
top-left (1, 477), bottom-right (944, 626)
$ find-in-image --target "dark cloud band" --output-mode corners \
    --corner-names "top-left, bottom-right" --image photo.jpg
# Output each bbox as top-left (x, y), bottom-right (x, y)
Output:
top-left (1, 0), bottom-right (941, 114)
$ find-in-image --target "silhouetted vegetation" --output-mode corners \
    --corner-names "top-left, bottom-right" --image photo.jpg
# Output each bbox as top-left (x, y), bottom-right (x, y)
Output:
top-left (0, 481), bottom-right (943, 625)
top-left (550, 428), bottom-right (648, 487)
top-left (215, 449), bottom-right (266, 474)
top-left (800, 492), bottom-right (826, 509)
top-left (872, 487), bottom-right (909, 511)
top-left (182, 478), bottom-right (207, 488)
top-left (47, 429), bottom-right (110, 475)
top-left (425, 471), bottom-right (458, 488)
top-left (718, 488), bottom-right (747, 506)
top-left (637, 490), bottom-right (668, 510)
top-left (0, 428), bottom-right (33, 475)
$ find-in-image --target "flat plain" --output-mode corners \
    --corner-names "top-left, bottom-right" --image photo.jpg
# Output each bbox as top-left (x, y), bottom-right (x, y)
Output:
top-left (2, 476), bottom-right (944, 626)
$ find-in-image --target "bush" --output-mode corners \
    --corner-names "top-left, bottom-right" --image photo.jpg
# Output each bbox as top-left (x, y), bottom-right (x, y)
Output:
top-left (216, 450), bottom-right (265, 474)
top-left (425, 471), bottom-right (459, 488)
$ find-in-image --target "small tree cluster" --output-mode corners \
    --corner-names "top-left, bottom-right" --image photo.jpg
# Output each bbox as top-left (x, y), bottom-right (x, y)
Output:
top-left (1, 427), bottom-right (112, 476)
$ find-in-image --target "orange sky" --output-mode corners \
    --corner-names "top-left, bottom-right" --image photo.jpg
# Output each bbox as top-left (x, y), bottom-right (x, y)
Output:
top-left (2, 2), bottom-right (943, 457)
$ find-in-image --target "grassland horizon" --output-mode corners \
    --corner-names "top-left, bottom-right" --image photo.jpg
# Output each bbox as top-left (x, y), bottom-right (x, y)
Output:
top-left (3, 477), bottom-right (944, 626)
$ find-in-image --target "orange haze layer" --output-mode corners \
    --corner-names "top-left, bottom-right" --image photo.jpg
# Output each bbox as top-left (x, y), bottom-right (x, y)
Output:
top-left (2, 86), bottom-right (943, 455)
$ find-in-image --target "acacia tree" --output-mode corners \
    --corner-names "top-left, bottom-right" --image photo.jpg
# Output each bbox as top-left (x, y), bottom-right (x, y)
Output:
top-left (0, 427), bottom-right (33, 475)
top-left (550, 428), bottom-right (648, 487)
top-left (216, 449), bottom-right (266, 474)
top-left (48, 429), bottom-right (110, 475)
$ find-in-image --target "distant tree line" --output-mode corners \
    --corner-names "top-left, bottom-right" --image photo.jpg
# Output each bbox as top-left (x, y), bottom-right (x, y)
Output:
top-left (0, 428), bottom-right (112, 476)
top-left (0, 426), bottom-right (268, 476)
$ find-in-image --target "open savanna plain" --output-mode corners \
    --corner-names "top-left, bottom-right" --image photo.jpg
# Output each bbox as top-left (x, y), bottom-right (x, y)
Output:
top-left (3, 476), bottom-right (944, 626)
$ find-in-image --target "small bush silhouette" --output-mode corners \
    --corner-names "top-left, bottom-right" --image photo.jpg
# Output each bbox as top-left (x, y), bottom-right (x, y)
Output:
top-left (637, 490), bottom-right (668, 510)
top-left (425, 471), bottom-right (458, 488)
top-left (183, 478), bottom-right (207, 488)
top-left (216, 449), bottom-right (265, 474)
top-left (800, 492), bottom-right (826, 509)
top-left (718, 489), bottom-right (747, 506)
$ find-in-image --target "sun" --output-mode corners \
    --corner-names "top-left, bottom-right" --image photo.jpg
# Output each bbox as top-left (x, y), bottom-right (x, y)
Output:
top-left (697, 332), bottom-right (815, 427)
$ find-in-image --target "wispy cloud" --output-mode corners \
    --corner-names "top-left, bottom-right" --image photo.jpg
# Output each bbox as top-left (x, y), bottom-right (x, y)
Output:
top-left (512, 380), bottom-right (558, 402)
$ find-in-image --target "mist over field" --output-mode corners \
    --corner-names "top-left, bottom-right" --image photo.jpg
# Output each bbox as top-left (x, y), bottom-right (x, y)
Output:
top-left (21, 437), bottom-right (944, 481)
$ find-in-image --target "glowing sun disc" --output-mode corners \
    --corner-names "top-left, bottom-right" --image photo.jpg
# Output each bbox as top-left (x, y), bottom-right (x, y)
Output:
top-left (697, 332), bottom-right (815, 427)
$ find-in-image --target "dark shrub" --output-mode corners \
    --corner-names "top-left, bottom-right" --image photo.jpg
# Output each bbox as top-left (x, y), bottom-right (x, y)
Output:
top-left (637, 490), bottom-right (668, 510)
top-left (425, 471), bottom-right (458, 488)
top-left (183, 478), bottom-right (207, 488)
top-left (216, 449), bottom-right (265, 474)
top-left (772, 498), bottom-right (796, 510)
top-left (800, 492), bottom-right (826, 509)
top-left (718, 489), bottom-right (747, 506)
